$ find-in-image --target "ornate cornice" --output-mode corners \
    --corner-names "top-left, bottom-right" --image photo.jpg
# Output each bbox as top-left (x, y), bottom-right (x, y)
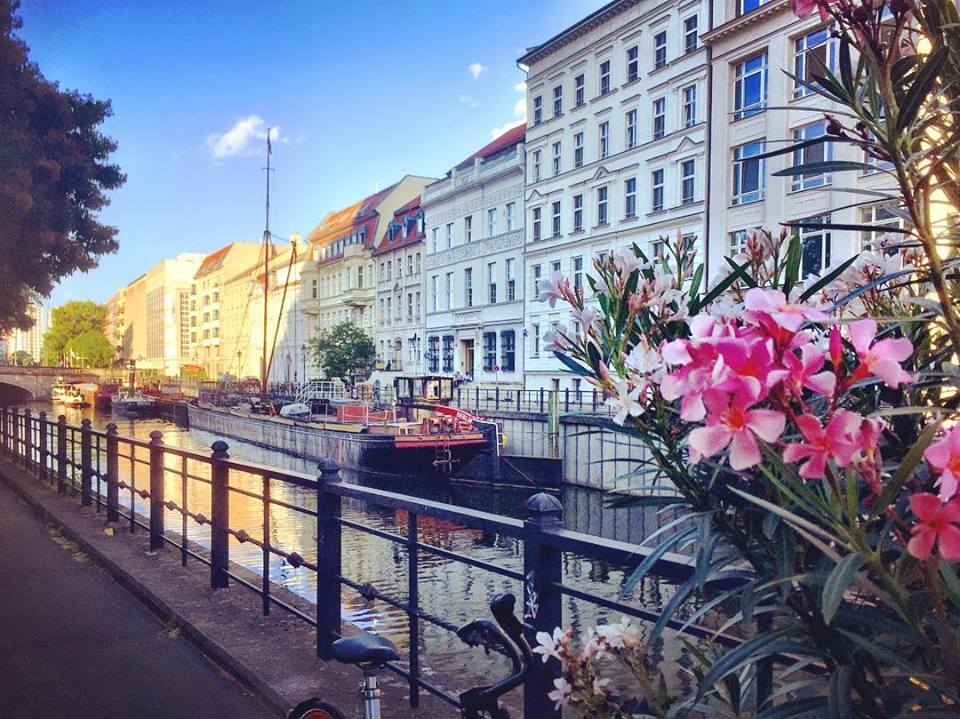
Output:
top-left (518, 0), bottom-right (641, 67)
top-left (701, 0), bottom-right (790, 45)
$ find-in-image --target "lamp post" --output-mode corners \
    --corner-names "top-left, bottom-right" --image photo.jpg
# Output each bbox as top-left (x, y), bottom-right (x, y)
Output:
top-left (300, 343), bottom-right (308, 383)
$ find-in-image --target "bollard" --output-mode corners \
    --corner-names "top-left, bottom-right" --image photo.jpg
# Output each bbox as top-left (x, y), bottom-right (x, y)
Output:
top-left (407, 511), bottom-right (420, 708)
top-left (522, 493), bottom-right (564, 719)
top-left (210, 441), bottom-right (230, 588)
top-left (23, 408), bottom-right (32, 468)
top-left (148, 430), bottom-right (165, 551)
top-left (106, 424), bottom-right (119, 522)
top-left (80, 419), bottom-right (93, 506)
top-left (316, 457), bottom-right (342, 659)
top-left (56, 415), bottom-right (67, 493)
top-left (38, 411), bottom-right (47, 480)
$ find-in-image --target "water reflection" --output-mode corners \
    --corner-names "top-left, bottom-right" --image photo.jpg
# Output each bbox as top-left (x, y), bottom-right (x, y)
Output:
top-left (36, 403), bottom-right (695, 694)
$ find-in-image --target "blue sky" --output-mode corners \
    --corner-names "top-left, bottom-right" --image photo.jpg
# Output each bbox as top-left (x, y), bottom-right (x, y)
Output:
top-left (18, 0), bottom-right (605, 308)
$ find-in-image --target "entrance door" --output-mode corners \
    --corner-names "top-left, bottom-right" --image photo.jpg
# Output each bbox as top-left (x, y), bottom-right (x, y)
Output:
top-left (461, 339), bottom-right (475, 378)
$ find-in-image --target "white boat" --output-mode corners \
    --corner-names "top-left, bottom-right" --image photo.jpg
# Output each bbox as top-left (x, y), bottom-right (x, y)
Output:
top-left (111, 390), bottom-right (156, 415)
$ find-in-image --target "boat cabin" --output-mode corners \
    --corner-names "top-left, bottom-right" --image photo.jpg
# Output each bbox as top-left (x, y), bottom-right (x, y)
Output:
top-left (394, 376), bottom-right (454, 405)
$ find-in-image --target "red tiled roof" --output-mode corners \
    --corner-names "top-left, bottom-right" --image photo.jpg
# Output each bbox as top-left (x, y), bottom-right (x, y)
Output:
top-left (305, 183), bottom-right (398, 247)
top-left (457, 123), bottom-right (525, 169)
top-left (372, 196), bottom-right (424, 256)
top-left (195, 244), bottom-right (234, 278)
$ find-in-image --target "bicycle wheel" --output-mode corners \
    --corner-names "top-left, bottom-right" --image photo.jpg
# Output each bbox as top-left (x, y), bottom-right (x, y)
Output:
top-left (286, 697), bottom-right (346, 719)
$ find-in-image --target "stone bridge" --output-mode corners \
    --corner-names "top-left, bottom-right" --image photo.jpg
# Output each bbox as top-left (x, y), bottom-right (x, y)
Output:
top-left (0, 367), bottom-right (99, 404)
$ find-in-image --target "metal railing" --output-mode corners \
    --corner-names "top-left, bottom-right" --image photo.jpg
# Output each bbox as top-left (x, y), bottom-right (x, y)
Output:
top-left (0, 406), bottom-right (770, 717)
top-left (452, 386), bottom-right (613, 416)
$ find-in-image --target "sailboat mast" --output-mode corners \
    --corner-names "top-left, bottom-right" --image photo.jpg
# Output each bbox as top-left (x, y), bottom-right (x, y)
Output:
top-left (261, 128), bottom-right (272, 403)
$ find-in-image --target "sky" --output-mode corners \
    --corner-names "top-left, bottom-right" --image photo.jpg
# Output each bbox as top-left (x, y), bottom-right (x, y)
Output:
top-left (17, 0), bottom-right (606, 308)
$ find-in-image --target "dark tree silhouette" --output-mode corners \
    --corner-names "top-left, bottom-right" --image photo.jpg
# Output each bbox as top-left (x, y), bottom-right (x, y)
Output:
top-left (0, 0), bottom-right (125, 332)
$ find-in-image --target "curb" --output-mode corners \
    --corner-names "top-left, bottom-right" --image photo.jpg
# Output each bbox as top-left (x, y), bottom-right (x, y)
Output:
top-left (0, 460), bottom-right (288, 718)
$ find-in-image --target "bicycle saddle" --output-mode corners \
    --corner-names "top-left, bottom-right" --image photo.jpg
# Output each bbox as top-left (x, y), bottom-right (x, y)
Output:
top-left (330, 634), bottom-right (399, 665)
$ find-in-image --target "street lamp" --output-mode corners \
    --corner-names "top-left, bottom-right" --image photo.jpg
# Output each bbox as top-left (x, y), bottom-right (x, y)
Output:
top-left (300, 343), bottom-right (308, 384)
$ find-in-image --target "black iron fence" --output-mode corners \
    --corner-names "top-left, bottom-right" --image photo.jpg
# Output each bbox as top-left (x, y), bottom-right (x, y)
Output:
top-left (452, 387), bottom-right (612, 416)
top-left (0, 406), bottom-right (770, 717)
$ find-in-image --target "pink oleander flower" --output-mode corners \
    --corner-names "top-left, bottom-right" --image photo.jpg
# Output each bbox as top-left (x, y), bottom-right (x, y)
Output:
top-left (714, 336), bottom-right (788, 401)
top-left (782, 412), bottom-right (863, 479)
top-left (537, 272), bottom-right (572, 308)
top-left (572, 305), bottom-right (600, 329)
top-left (612, 248), bottom-right (645, 276)
top-left (743, 287), bottom-right (828, 333)
top-left (547, 677), bottom-right (573, 710)
top-left (848, 319), bottom-right (914, 388)
top-left (907, 493), bottom-right (960, 561)
top-left (624, 340), bottom-right (664, 381)
top-left (790, 0), bottom-right (835, 21)
top-left (606, 379), bottom-right (644, 426)
top-left (782, 343), bottom-right (836, 397)
top-left (533, 627), bottom-right (568, 664)
top-left (688, 388), bottom-right (786, 470)
top-left (924, 425), bottom-right (960, 501)
top-left (543, 325), bottom-right (570, 353)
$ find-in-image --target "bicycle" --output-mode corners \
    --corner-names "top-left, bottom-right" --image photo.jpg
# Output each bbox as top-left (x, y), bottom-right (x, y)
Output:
top-left (288, 592), bottom-right (532, 719)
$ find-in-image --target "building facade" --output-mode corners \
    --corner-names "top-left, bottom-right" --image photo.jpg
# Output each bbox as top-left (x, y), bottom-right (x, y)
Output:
top-left (299, 176), bottom-right (433, 379)
top-left (5, 300), bottom-right (48, 364)
top-left (519, 0), bottom-right (709, 391)
top-left (422, 125), bottom-right (526, 388)
top-left (702, 0), bottom-right (899, 282)
top-left (372, 196), bottom-right (426, 379)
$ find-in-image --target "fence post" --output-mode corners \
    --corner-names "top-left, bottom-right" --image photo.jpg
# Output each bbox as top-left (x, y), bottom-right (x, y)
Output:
top-left (37, 411), bottom-right (47, 480)
top-left (56, 415), bottom-right (67, 493)
top-left (147, 430), bottom-right (165, 551)
top-left (495, 386), bottom-right (500, 410)
top-left (210, 440), bottom-right (230, 588)
top-left (516, 389), bottom-right (521, 412)
top-left (80, 419), bottom-right (93, 506)
top-left (23, 408), bottom-right (33, 469)
top-left (564, 387), bottom-right (570, 413)
top-left (11, 408), bottom-right (19, 461)
top-left (1, 407), bottom-right (7, 454)
top-left (106, 423), bottom-right (119, 522)
top-left (522, 493), bottom-right (564, 719)
top-left (316, 457), bottom-right (342, 659)
top-left (539, 387), bottom-right (544, 413)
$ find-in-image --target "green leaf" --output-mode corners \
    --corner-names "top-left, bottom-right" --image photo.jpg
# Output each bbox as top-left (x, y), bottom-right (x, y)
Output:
top-left (726, 257), bottom-right (758, 287)
top-left (692, 259), bottom-right (751, 313)
top-left (784, 220), bottom-right (912, 235)
top-left (821, 553), bottom-right (865, 625)
top-left (828, 666), bottom-right (853, 719)
top-left (772, 160), bottom-right (882, 177)
top-left (897, 45), bottom-right (949, 133)
top-left (552, 351), bottom-right (592, 377)
top-left (870, 419), bottom-right (942, 518)
top-left (798, 253), bottom-right (860, 302)
top-left (757, 696), bottom-right (829, 719)
top-left (782, 234), bottom-right (803, 297)
top-left (939, 560), bottom-right (960, 609)
top-left (620, 524), bottom-right (698, 597)
top-left (694, 627), bottom-right (797, 701)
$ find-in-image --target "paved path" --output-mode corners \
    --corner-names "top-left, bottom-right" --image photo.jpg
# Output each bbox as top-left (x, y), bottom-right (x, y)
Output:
top-left (0, 481), bottom-right (276, 719)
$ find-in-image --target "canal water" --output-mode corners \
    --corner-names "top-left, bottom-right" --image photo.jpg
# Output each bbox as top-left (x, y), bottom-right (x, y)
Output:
top-left (32, 402), bottom-right (699, 698)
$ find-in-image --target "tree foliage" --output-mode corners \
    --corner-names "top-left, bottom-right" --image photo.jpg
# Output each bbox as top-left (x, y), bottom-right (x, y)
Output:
top-left (42, 300), bottom-right (106, 365)
top-left (64, 329), bottom-right (113, 368)
top-left (309, 321), bottom-right (375, 381)
top-left (9, 350), bottom-right (33, 366)
top-left (0, 0), bottom-right (124, 332)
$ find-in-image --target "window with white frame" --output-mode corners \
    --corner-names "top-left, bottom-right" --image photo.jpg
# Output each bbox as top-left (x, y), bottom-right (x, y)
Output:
top-left (599, 122), bottom-right (609, 159)
top-left (552, 141), bottom-right (562, 176)
top-left (487, 207), bottom-right (497, 237)
top-left (431, 227), bottom-right (438, 253)
top-left (552, 260), bottom-right (561, 275)
top-left (681, 159), bottom-right (696, 204)
top-left (626, 109), bottom-right (638, 148)
top-left (574, 74), bottom-right (585, 106)
top-left (683, 85), bottom-right (697, 127)
top-left (506, 202), bottom-right (516, 231)
top-left (794, 27), bottom-right (834, 98)
top-left (599, 60), bottom-right (611, 95)
top-left (627, 46), bottom-right (639, 82)
top-left (445, 272), bottom-right (453, 309)
top-left (654, 31), bottom-right (667, 68)
top-left (860, 204), bottom-right (907, 248)
top-left (483, 332), bottom-right (497, 371)
top-left (574, 132), bottom-right (584, 167)
top-left (729, 229), bottom-right (749, 255)
top-left (734, 52), bottom-right (768, 119)
top-left (532, 207), bottom-right (542, 242)
top-left (533, 95), bottom-right (542, 124)
top-left (739, 0), bottom-right (769, 15)
top-left (506, 258), bottom-right (516, 301)
top-left (552, 200), bottom-right (561, 237)
top-left (465, 215), bottom-right (473, 243)
top-left (799, 214), bottom-right (832, 277)
top-left (531, 322), bottom-right (540, 357)
top-left (792, 120), bottom-right (832, 191)
top-left (573, 256), bottom-right (584, 291)
top-left (573, 194), bottom-right (583, 232)
top-left (464, 267), bottom-right (473, 307)
top-left (625, 177), bottom-right (637, 218)
top-left (431, 275), bottom-right (438, 311)
top-left (653, 98), bottom-right (666, 139)
top-left (597, 186), bottom-right (608, 225)
top-left (446, 223), bottom-right (453, 249)
top-left (652, 169), bottom-right (664, 211)
top-left (553, 85), bottom-right (563, 116)
top-left (532, 149), bottom-right (541, 182)
top-left (500, 330), bottom-right (516, 372)
top-left (488, 261), bottom-right (497, 304)
top-left (733, 141), bottom-right (765, 204)
top-left (531, 264), bottom-right (541, 300)
top-left (684, 16), bottom-right (699, 54)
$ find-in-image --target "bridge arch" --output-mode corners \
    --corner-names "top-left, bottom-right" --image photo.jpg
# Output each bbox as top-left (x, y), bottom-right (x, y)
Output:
top-left (0, 381), bottom-right (34, 406)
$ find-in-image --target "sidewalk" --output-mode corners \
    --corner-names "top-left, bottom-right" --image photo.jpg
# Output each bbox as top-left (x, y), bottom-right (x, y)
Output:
top-left (0, 480), bottom-right (275, 719)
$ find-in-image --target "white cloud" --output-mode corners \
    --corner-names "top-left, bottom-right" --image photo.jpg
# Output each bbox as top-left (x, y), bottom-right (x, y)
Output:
top-left (468, 63), bottom-right (488, 79)
top-left (458, 94), bottom-right (479, 108)
top-left (513, 98), bottom-right (526, 117)
top-left (204, 115), bottom-right (280, 159)
top-left (490, 119), bottom-right (524, 140)
top-left (514, 81), bottom-right (527, 93)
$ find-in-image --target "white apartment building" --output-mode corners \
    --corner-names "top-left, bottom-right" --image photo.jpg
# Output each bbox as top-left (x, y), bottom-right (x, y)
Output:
top-left (6, 300), bottom-right (48, 364)
top-left (372, 196), bottom-right (426, 379)
top-left (519, 0), bottom-right (709, 391)
top-left (702, 0), bottom-right (899, 281)
top-left (422, 125), bottom-right (526, 387)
